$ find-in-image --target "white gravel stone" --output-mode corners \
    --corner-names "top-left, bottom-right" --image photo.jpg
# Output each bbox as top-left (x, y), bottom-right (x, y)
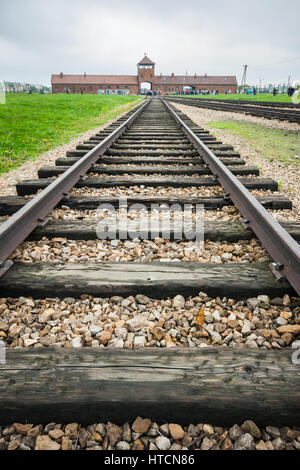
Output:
top-left (134, 336), bottom-right (146, 349)
top-left (71, 337), bottom-right (82, 348)
top-left (90, 325), bottom-right (102, 336)
top-left (108, 338), bottom-right (124, 348)
top-left (155, 435), bottom-right (171, 450)
top-left (116, 441), bottom-right (131, 450)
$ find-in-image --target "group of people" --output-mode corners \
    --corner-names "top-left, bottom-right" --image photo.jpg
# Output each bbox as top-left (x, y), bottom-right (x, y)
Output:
top-left (245, 86), bottom-right (295, 97)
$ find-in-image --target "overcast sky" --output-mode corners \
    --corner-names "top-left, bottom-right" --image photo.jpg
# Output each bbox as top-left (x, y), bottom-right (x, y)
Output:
top-left (1, 0), bottom-right (299, 87)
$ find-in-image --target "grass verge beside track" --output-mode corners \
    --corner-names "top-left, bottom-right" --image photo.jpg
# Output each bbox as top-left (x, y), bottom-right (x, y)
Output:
top-left (0, 94), bottom-right (143, 174)
top-left (208, 120), bottom-right (300, 167)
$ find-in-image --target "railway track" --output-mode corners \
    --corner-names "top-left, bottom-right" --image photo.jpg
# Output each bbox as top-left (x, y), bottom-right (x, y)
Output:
top-left (0, 97), bottom-right (300, 448)
top-left (165, 96), bottom-right (300, 123)
top-left (170, 97), bottom-right (300, 109)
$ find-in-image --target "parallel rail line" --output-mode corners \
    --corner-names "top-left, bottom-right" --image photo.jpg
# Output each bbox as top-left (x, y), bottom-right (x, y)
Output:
top-left (165, 96), bottom-right (300, 123)
top-left (171, 97), bottom-right (300, 109)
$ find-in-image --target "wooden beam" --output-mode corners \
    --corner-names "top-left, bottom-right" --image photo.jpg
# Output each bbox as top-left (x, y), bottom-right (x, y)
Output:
top-left (16, 177), bottom-right (278, 196)
top-left (55, 156), bottom-right (246, 167)
top-left (0, 262), bottom-right (294, 298)
top-left (0, 348), bottom-right (299, 425)
top-left (0, 195), bottom-right (292, 216)
top-left (4, 219), bottom-right (297, 243)
top-left (38, 165), bottom-right (259, 178)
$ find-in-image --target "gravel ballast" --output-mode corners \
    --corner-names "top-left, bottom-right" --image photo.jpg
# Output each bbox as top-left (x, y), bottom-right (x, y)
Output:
top-left (0, 418), bottom-right (299, 450)
top-left (71, 186), bottom-right (225, 197)
top-left (0, 293), bottom-right (299, 350)
top-left (10, 237), bottom-right (270, 264)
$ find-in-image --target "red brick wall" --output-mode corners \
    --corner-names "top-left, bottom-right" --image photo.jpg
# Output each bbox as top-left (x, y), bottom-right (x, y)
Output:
top-left (52, 84), bottom-right (138, 95)
top-left (154, 84), bottom-right (237, 94)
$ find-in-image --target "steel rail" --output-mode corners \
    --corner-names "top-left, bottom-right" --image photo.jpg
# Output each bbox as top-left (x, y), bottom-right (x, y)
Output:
top-left (161, 97), bottom-right (300, 295)
top-left (165, 97), bottom-right (300, 122)
top-left (167, 97), bottom-right (300, 115)
top-left (0, 98), bottom-right (150, 277)
top-left (167, 97), bottom-right (300, 109)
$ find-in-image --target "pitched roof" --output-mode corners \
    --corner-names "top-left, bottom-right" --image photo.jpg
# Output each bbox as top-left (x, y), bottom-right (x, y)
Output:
top-left (51, 74), bottom-right (138, 85)
top-left (154, 75), bottom-right (237, 86)
top-left (138, 55), bottom-right (155, 65)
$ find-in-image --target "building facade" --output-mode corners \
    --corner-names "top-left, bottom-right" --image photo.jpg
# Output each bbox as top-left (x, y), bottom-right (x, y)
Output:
top-left (51, 55), bottom-right (237, 95)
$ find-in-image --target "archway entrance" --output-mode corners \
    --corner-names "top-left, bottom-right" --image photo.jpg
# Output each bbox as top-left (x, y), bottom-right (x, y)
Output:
top-left (140, 82), bottom-right (152, 95)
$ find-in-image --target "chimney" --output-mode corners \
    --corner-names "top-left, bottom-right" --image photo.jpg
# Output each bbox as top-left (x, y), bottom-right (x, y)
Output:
top-left (60, 73), bottom-right (63, 78)
top-left (160, 73), bottom-right (162, 77)
top-left (171, 73), bottom-right (174, 78)
top-left (205, 73), bottom-right (207, 78)
top-left (84, 72), bottom-right (87, 77)
top-left (195, 73), bottom-right (197, 78)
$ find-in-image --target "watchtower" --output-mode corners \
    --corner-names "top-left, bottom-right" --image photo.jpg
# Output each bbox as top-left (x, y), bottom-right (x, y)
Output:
top-left (137, 54), bottom-right (155, 92)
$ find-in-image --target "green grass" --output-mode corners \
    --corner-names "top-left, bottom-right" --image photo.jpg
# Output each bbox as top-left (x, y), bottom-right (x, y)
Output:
top-left (207, 120), bottom-right (300, 167)
top-left (0, 94), bottom-right (143, 174)
top-left (173, 93), bottom-right (294, 103)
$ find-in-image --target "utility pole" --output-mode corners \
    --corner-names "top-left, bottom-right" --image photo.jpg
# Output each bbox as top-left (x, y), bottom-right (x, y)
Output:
top-left (241, 65), bottom-right (248, 93)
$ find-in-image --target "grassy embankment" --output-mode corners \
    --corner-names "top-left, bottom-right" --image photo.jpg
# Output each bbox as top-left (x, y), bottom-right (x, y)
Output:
top-left (173, 93), bottom-right (295, 103)
top-left (0, 94), bottom-right (143, 175)
top-left (208, 120), bottom-right (300, 168)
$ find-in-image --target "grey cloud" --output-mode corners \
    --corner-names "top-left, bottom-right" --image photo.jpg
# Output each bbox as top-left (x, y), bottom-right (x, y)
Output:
top-left (0, 0), bottom-right (299, 86)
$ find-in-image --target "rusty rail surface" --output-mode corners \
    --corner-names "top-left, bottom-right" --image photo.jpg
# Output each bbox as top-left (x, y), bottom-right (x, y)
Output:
top-left (162, 98), bottom-right (300, 295)
top-left (0, 98), bottom-right (150, 277)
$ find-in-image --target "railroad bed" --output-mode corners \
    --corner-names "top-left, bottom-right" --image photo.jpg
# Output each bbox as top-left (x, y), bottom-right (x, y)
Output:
top-left (168, 97), bottom-right (300, 109)
top-left (165, 96), bottom-right (300, 123)
top-left (0, 97), bottom-right (299, 451)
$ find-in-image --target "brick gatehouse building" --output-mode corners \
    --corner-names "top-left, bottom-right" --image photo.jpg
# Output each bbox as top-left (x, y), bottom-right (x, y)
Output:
top-left (51, 55), bottom-right (237, 95)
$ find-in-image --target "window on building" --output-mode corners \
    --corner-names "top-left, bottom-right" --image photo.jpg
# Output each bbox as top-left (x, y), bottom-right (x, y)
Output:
top-left (55, 87), bottom-right (58, 91)
top-left (141, 74), bottom-right (144, 79)
top-left (89, 86), bottom-right (93, 91)
top-left (150, 74), bottom-right (153, 78)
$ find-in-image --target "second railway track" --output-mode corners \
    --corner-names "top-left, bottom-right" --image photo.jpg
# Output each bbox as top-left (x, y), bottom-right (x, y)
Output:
top-left (0, 97), bottom-right (299, 431)
top-left (165, 96), bottom-right (300, 123)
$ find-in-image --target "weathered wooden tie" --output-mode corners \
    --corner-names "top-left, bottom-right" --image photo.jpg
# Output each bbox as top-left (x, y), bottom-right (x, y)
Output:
top-left (0, 262), bottom-right (294, 298)
top-left (16, 177), bottom-right (278, 196)
top-left (0, 348), bottom-right (299, 425)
